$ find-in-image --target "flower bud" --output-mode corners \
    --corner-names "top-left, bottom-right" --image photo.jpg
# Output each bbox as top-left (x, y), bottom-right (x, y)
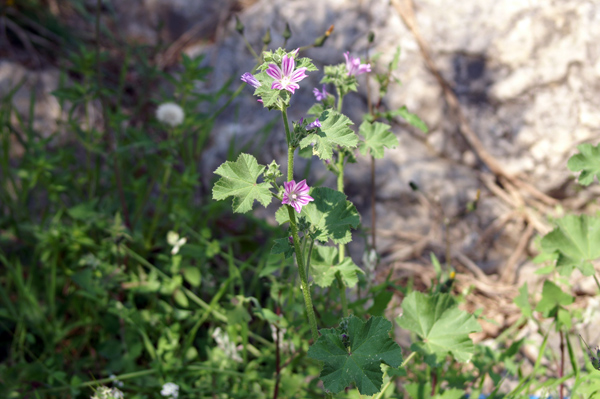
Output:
top-left (262, 28), bottom-right (272, 45)
top-left (235, 16), bottom-right (244, 35)
top-left (283, 22), bottom-right (292, 40)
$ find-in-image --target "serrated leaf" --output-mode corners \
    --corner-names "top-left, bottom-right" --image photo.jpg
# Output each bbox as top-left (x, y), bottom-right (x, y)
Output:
top-left (307, 103), bottom-right (324, 117)
top-left (567, 143), bottom-right (600, 186)
top-left (307, 315), bottom-right (403, 395)
top-left (396, 292), bottom-right (481, 364)
top-left (300, 110), bottom-right (357, 160)
top-left (310, 245), bottom-right (363, 288)
top-left (358, 121), bottom-right (399, 159)
top-left (535, 280), bottom-right (574, 316)
top-left (390, 106), bottom-right (428, 133)
top-left (212, 153), bottom-right (273, 213)
top-left (271, 237), bottom-right (294, 259)
top-left (274, 188), bottom-right (360, 244)
top-left (540, 214), bottom-right (600, 276)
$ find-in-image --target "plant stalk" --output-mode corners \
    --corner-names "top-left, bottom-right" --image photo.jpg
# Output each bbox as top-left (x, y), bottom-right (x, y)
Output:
top-left (282, 109), bottom-right (319, 341)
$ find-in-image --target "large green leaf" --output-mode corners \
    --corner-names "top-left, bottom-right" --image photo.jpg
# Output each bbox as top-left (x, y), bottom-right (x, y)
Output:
top-left (358, 121), bottom-right (399, 159)
top-left (275, 187), bottom-right (360, 244)
top-left (540, 214), bottom-right (600, 276)
top-left (299, 110), bottom-right (357, 160)
top-left (567, 143), bottom-right (600, 186)
top-left (309, 245), bottom-right (363, 288)
top-left (307, 315), bottom-right (403, 395)
top-left (396, 292), bottom-right (481, 364)
top-left (212, 153), bottom-right (273, 213)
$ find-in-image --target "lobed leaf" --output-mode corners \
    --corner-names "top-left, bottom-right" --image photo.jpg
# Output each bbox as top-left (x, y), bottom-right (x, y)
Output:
top-left (567, 143), bottom-right (600, 186)
top-left (299, 110), bottom-right (357, 160)
top-left (540, 214), bottom-right (600, 276)
top-left (307, 315), bottom-right (403, 395)
top-left (309, 245), bottom-right (363, 288)
top-left (275, 187), bottom-right (360, 244)
top-left (212, 153), bottom-right (272, 213)
top-left (358, 121), bottom-right (399, 159)
top-left (396, 291), bottom-right (481, 365)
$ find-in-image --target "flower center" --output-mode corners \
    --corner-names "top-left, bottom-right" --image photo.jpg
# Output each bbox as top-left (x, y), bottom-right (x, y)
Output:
top-left (281, 76), bottom-right (291, 87)
top-left (291, 193), bottom-right (298, 201)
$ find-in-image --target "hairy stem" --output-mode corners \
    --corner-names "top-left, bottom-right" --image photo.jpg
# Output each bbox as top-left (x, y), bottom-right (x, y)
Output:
top-left (282, 109), bottom-right (319, 341)
top-left (336, 154), bottom-right (348, 316)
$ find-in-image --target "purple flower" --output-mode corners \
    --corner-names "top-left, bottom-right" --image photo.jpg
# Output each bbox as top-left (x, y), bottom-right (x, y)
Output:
top-left (241, 72), bottom-right (261, 88)
top-left (266, 53), bottom-right (308, 93)
top-left (307, 119), bottom-right (321, 129)
top-left (344, 52), bottom-right (371, 76)
top-left (313, 84), bottom-right (329, 101)
top-left (282, 179), bottom-right (314, 213)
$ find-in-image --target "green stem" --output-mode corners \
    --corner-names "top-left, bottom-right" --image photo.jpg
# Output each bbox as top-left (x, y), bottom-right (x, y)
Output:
top-left (282, 109), bottom-right (318, 341)
top-left (282, 107), bottom-right (292, 147)
top-left (145, 161), bottom-right (173, 246)
top-left (373, 352), bottom-right (417, 399)
top-left (287, 206), bottom-right (318, 341)
top-left (336, 153), bottom-right (348, 316)
top-left (594, 275), bottom-right (600, 292)
top-left (336, 88), bottom-right (344, 113)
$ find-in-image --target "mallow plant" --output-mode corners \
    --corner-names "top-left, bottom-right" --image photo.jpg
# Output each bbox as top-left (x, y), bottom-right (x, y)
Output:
top-left (212, 46), bottom-right (483, 397)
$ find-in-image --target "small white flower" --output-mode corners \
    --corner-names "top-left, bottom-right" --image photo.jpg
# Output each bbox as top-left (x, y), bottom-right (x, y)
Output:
top-left (109, 374), bottom-right (124, 388)
top-left (161, 382), bottom-right (179, 399)
top-left (156, 102), bottom-right (184, 127)
top-left (167, 231), bottom-right (187, 255)
top-left (212, 327), bottom-right (243, 362)
top-left (91, 386), bottom-right (124, 399)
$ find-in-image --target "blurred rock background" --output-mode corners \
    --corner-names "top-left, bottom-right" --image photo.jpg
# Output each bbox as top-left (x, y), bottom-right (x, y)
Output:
top-left (2, 0), bottom-right (600, 339)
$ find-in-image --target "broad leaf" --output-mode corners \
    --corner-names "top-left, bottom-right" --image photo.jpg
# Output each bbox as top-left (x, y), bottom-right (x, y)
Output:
top-left (212, 153), bottom-right (272, 213)
top-left (396, 292), bottom-right (481, 364)
top-left (307, 315), bottom-right (403, 395)
top-left (299, 110), bottom-right (357, 160)
top-left (540, 214), bottom-right (600, 276)
top-left (358, 121), bottom-right (399, 159)
top-left (310, 245), bottom-right (363, 288)
top-left (567, 143), bottom-right (600, 186)
top-left (514, 283), bottom-right (532, 318)
top-left (275, 187), bottom-right (360, 244)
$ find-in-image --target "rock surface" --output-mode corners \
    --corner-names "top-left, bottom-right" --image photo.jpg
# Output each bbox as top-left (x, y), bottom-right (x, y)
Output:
top-left (4, 0), bottom-right (600, 342)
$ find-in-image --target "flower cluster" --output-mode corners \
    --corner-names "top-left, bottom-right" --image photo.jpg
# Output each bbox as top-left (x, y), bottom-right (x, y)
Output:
top-left (212, 327), bottom-right (243, 362)
top-left (91, 386), bottom-right (124, 399)
top-left (161, 382), bottom-right (180, 399)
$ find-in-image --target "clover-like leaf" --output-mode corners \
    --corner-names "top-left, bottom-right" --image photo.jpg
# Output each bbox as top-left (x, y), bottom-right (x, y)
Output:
top-left (540, 214), bottom-right (600, 276)
top-left (275, 187), bottom-right (359, 244)
top-left (358, 121), bottom-right (399, 159)
top-left (307, 315), bottom-right (403, 396)
top-left (212, 153), bottom-right (272, 213)
top-left (396, 292), bottom-right (481, 365)
top-left (310, 245), bottom-right (364, 288)
top-left (299, 110), bottom-right (357, 160)
top-left (568, 143), bottom-right (600, 186)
